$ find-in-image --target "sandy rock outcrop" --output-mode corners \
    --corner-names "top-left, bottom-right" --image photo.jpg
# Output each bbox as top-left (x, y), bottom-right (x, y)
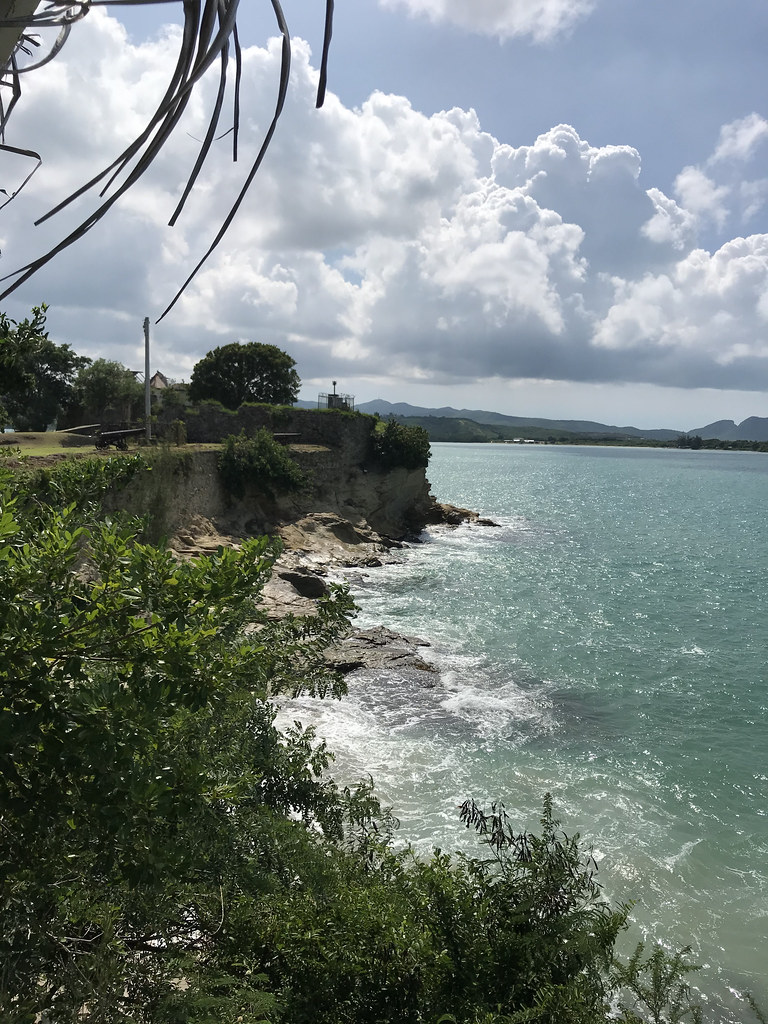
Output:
top-left (277, 512), bottom-right (394, 567)
top-left (259, 512), bottom-right (400, 618)
top-left (325, 626), bottom-right (436, 676)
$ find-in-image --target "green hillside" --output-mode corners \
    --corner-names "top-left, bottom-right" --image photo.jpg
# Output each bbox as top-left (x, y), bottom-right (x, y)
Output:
top-left (393, 415), bottom-right (631, 444)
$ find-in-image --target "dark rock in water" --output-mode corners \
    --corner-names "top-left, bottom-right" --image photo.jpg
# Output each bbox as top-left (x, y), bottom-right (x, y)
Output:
top-left (424, 502), bottom-right (497, 527)
top-left (423, 502), bottom-right (473, 525)
top-left (327, 626), bottom-right (436, 676)
top-left (277, 569), bottom-right (329, 599)
top-left (422, 502), bottom-right (500, 528)
top-left (380, 536), bottom-right (406, 549)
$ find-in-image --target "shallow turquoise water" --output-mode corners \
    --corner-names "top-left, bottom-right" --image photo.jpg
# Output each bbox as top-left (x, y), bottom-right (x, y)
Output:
top-left (281, 443), bottom-right (768, 1020)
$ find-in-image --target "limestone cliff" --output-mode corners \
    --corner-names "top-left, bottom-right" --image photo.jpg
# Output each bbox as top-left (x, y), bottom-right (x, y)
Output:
top-left (105, 443), bottom-right (435, 553)
top-left (102, 414), bottom-right (486, 648)
top-left (127, 403), bottom-right (437, 545)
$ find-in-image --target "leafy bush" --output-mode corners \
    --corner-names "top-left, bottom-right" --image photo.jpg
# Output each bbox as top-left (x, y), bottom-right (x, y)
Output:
top-left (13, 452), bottom-right (145, 512)
top-left (168, 418), bottom-right (187, 445)
top-left (0, 474), bottom-right (353, 1022)
top-left (218, 429), bottom-right (307, 499)
top-left (371, 417), bottom-right (430, 470)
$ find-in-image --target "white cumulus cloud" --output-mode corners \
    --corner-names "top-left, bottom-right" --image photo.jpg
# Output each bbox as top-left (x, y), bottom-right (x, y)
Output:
top-left (674, 166), bottom-right (730, 229)
top-left (594, 237), bottom-right (768, 373)
top-left (376, 0), bottom-right (596, 42)
top-left (711, 113), bottom-right (768, 164)
top-left (1, 10), bottom-right (768, 399)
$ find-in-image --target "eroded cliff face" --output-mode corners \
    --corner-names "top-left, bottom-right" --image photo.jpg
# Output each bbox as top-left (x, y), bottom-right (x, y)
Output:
top-left (285, 448), bottom-right (435, 538)
top-left (105, 444), bottom-right (435, 552)
top-left (103, 432), bottom-right (478, 633)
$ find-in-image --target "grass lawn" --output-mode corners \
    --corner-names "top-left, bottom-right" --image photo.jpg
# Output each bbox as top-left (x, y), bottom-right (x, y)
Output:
top-left (1, 432), bottom-right (222, 460)
top-left (0, 431), bottom-right (103, 457)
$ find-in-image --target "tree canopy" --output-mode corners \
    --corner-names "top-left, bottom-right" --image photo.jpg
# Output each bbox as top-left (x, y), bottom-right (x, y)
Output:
top-left (189, 341), bottom-right (301, 409)
top-left (69, 357), bottom-right (144, 425)
top-left (0, 304), bottom-right (88, 430)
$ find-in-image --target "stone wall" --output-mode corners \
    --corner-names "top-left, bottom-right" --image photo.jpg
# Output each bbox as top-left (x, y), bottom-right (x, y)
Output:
top-left (180, 402), bottom-right (376, 456)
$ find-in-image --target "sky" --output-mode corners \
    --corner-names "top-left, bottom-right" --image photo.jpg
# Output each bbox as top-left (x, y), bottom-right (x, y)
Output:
top-left (1, 0), bottom-right (768, 430)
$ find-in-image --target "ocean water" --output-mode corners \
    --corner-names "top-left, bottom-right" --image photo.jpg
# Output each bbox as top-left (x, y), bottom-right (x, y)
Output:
top-left (279, 443), bottom-right (768, 1021)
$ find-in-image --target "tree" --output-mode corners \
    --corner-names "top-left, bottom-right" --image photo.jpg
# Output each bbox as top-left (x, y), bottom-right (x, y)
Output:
top-left (70, 358), bottom-right (144, 424)
top-left (189, 341), bottom-right (300, 409)
top-left (0, 305), bottom-right (89, 430)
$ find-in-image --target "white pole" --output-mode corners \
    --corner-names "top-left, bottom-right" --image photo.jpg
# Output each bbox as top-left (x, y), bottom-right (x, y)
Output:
top-left (144, 317), bottom-right (151, 442)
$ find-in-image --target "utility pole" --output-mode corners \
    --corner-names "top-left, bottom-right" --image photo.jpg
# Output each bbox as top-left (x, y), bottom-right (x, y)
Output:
top-left (143, 316), bottom-right (151, 442)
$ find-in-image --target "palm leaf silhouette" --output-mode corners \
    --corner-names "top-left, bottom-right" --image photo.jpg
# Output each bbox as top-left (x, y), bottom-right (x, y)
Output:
top-left (0, 0), bottom-right (335, 314)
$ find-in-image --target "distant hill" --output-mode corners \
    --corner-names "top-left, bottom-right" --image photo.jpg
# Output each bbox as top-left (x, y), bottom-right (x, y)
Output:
top-left (380, 415), bottom-right (602, 444)
top-left (691, 417), bottom-right (768, 441)
top-left (357, 400), bottom-right (681, 441)
top-left (298, 397), bottom-right (768, 443)
top-left (393, 416), bottom-right (503, 443)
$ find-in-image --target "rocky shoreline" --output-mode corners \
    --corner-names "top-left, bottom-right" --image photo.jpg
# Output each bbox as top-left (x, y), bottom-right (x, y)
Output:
top-left (271, 504), bottom-right (499, 673)
top-left (169, 502), bottom-right (497, 675)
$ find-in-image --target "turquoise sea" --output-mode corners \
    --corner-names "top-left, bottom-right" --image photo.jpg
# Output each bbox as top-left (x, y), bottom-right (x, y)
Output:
top-left (281, 443), bottom-right (768, 1021)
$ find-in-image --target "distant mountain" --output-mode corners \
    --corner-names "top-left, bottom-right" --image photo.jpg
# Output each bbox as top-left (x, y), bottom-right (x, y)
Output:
top-left (690, 419), bottom-right (738, 440)
top-left (299, 397), bottom-right (768, 442)
top-left (691, 417), bottom-right (768, 441)
top-left (356, 400), bottom-right (681, 442)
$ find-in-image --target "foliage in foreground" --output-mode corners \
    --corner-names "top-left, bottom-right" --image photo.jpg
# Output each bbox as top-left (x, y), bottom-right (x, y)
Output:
top-left (0, 458), bottom-right (710, 1023)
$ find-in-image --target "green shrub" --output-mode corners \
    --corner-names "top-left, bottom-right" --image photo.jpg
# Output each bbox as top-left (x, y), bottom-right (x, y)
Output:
top-left (218, 429), bottom-right (306, 499)
top-left (13, 453), bottom-right (145, 510)
top-left (169, 419), bottom-right (187, 446)
top-left (371, 418), bottom-right (430, 470)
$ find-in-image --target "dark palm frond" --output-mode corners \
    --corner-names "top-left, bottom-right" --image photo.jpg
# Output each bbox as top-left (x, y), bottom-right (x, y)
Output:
top-left (230, 20), bottom-right (241, 160)
top-left (316, 0), bottom-right (333, 108)
top-left (0, 1), bottom-right (87, 138)
top-left (157, 0), bottom-right (291, 321)
top-left (168, 12), bottom-right (232, 227)
top-left (0, 49), bottom-right (22, 137)
top-left (0, 0), bottom-right (335, 311)
top-left (0, 2), bottom-right (88, 36)
top-left (0, 140), bottom-right (42, 209)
